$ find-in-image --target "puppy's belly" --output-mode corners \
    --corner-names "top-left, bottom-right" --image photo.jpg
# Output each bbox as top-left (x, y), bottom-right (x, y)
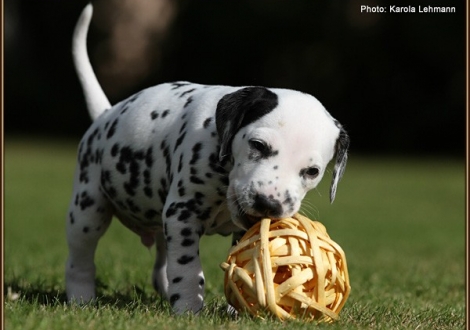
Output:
top-left (112, 206), bottom-right (163, 247)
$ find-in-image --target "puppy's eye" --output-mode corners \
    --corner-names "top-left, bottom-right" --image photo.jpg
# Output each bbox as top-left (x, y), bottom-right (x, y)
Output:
top-left (249, 139), bottom-right (269, 154)
top-left (301, 167), bottom-right (320, 179)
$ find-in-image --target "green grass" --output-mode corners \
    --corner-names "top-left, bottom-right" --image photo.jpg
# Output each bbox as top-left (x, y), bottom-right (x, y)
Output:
top-left (4, 137), bottom-right (466, 329)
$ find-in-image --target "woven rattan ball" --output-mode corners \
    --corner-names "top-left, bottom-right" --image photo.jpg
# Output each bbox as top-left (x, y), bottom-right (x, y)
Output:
top-left (220, 213), bottom-right (350, 322)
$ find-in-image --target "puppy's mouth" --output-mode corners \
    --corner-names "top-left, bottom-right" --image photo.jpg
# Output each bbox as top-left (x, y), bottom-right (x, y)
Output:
top-left (241, 213), bottom-right (262, 228)
top-left (234, 201), bottom-right (264, 230)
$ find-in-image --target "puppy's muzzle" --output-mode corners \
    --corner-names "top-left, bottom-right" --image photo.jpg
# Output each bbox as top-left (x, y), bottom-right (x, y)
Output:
top-left (252, 194), bottom-right (283, 218)
top-left (234, 193), bottom-right (284, 230)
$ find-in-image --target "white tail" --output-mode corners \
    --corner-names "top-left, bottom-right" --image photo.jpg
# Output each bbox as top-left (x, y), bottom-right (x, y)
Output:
top-left (72, 3), bottom-right (111, 121)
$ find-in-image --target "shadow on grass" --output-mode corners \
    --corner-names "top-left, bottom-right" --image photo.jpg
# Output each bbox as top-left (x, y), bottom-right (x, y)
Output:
top-left (5, 280), bottom-right (68, 306)
top-left (3, 278), bottom-right (169, 311)
top-left (4, 278), bottom-right (237, 320)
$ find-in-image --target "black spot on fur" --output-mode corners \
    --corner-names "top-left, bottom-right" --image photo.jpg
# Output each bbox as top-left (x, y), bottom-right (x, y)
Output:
top-left (180, 88), bottom-right (195, 98)
top-left (197, 207), bottom-right (212, 221)
top-left (178, 183), bottom-right (185, 197)
top-left (144, 187), bottom-right (153, 198)
top-left (79, 192), bottom-right (95, 210)
top-left (166, 203), bottom-right (177, 218)
top-left (120, 146), bottom-right (133, 161)
top-left (145, 148), bottom-right (154, 167)
top-left (283, 190), bottom-right (293, 206)
top-left (208, 152), bottom-right (229, 176)
top-left (194, 192), bottom-right (205, 200)
top-left (150, 111), bottom-right (159, 120)
top-left (106, 119), bottom-right (119, 139)
top-left (162, 109), bottom-right (170, 118)
top-left (203, 117), bottom-right (213, 129)
top-left (87, 128), bottom-right (100, 146)
top-left (170, 294), bottom-right (180, 306)
top-left (181, 238), bottom-right (195, 246)
top-left (160, 178), bottom-right (168, 191)
top-left (160, 140), bottom-right (172, 182)
top-left (217, 187), bottom-right (226, 197)
top-left (134, 150), bottom-right (145, 160)
top-left (181, 228), bottom-right (192, 236)
top-left (177, 255), bottom-right (195, 265)
top-left (184, 96), bottom-right (193, 108)
top-left (158, 188), bottom-right (167, 205)
top-left (115, 146), bottom-right (133, 174)
top-left (111, 144), bottom-right (119, 157)
top-left (178, 209), bottom-right (191, 221)
top-left (190, 143), bottom-right (202, 165)
top-left (171, 82), bottom-right (190, 90)
top-left (248, 141), bottom-right (279, 162)
top-left (143, 170), bottom-right (151, 184)
top-left (177, 155), bottom-right (183, 173)
top-left (219, 175), bottom-right (229, 186)
top-left (126, 198), bottom-right (141, 214)
top-left (190, 176), bottom-right (205, 185)
top-left (179, 122), bottom-right (187, 133)
top-left (174, 131), bottom-right (186, 152)
top-left (116, 162), bottom-right (126, 174)
top-left (127, 91), bottom-right (143, 103)
top-left (100, 171), bottom-right (115, 198)
top-left (172, 277), bottom-right (183, 283)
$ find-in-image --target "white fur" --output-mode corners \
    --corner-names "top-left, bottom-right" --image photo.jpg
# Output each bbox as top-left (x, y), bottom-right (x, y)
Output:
top-left (72, 3), bottom-right (110, 120)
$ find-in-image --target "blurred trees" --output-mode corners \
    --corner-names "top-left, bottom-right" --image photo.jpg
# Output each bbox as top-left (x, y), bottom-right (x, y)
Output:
top-left (4, 0), bottom-right (466, 155)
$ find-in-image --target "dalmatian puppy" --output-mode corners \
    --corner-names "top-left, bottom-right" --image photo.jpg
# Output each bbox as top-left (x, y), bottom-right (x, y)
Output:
top-left (66, 4), bottom-right (349, 314)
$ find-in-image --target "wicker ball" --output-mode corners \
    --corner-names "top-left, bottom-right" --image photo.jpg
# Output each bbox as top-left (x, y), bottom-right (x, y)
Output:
top-left (220, 213), bottom-right (350, 322)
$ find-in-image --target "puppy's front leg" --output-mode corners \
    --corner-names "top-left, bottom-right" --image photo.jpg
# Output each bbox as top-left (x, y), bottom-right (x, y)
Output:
top-left (164, 211), bottom-right (205, 314)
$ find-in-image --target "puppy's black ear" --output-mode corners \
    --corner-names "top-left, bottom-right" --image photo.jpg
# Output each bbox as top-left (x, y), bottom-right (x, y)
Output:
top-left (330, 124), bottom-right (350, 203)
top-left (215, 87), bottom-right (278, 161)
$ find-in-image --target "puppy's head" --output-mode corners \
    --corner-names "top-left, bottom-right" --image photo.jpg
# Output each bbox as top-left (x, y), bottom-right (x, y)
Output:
top-left (216, 87), bottom-right (349, 230)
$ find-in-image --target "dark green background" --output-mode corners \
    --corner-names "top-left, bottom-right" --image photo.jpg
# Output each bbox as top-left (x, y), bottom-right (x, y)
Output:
top-left (4, 0), bottom-right (466, 155)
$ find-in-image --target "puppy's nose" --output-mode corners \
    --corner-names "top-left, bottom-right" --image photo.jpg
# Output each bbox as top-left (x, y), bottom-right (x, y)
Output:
top-left (253, 194), bottom-right (283, 217)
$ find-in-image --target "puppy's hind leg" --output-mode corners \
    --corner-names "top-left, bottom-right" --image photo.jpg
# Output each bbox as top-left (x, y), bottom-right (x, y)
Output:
top-left (65, 170), bottom-right (113, 303)
top-left (152, 227), bottom-right (169, 299)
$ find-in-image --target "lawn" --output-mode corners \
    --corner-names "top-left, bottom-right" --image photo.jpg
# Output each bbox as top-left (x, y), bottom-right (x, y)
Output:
top-left (3, 137), bottom-right (466, 329)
